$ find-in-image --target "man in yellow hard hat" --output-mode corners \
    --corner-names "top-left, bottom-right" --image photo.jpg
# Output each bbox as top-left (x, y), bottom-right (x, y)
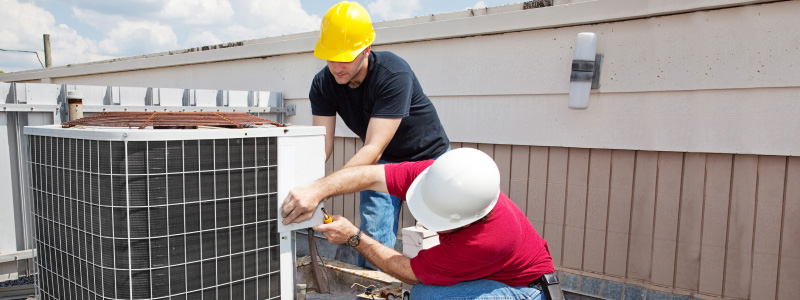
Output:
top-left (301, 1), bottom-right (451, 269)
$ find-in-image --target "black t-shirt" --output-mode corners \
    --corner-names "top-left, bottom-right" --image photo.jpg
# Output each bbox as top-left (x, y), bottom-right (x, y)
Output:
top-left (309, 51), bottom-right (449, 162)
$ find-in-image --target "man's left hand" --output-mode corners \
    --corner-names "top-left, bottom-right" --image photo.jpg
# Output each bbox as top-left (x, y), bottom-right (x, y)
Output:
top-left (281, 186), bottom-right (323, 225)
top-left (312, 215), bottom-right (359, 245)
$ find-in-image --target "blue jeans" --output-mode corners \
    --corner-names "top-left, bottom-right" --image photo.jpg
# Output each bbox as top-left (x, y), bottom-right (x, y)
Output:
top-left (358, 148), bottom-right (450, 269)
top-left (411, 279), bottom-right (542, 300)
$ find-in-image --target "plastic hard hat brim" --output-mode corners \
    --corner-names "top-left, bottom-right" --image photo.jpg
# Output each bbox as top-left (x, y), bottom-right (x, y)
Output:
top-left (313, 44), bottom-right (369, 62)
top-left (407, 167), bottom-right (498, 232)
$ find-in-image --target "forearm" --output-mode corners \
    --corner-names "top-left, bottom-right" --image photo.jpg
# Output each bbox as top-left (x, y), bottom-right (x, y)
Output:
top-left (354, 234), bottom-right (419, 284)
top-left (312, 164), bottom-right (388, 198)
top-left (342, 144), bottom-right (384, 168)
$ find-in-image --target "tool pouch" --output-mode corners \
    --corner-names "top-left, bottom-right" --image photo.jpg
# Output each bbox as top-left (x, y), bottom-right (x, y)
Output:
top-left (539, 273), bottom-right (565, 300)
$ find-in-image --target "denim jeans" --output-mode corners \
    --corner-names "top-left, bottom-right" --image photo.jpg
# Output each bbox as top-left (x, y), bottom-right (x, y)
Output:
top-left (357, 148), bottom-right (450, 269)
top-left (411, 279), bottom-right (543, 300)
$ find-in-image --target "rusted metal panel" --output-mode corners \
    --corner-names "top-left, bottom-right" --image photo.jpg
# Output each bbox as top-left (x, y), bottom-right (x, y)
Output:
top-left (563, 148), bottom-right (589, 270)
top-left (604, 150), bottom-right (635, 277)
top-left (699, 154), bottom-right (733, 295)
top-left (651, 151), bottom-right (683, 286)
top-left (723, 154), bottom-right (757, 299)
top-left (61, 111), bottom-right (281, 129)
top-left (583, 149), bottom-right (611, 274)
top-left (750, 156), bottom-right (786, 300)
top-left (544, 147), bottom-right (568, 266)
top-left (627, 151), bottom-right (658, 282)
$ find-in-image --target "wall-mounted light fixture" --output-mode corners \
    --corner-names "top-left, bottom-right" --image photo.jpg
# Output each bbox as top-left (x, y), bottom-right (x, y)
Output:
top-left (569, 32), bottom-right (601, 109)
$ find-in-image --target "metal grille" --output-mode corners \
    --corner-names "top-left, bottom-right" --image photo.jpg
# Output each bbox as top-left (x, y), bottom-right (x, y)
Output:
top-left (29, 134), bottom-right (281, 300)
top-left (61, 112), bottom-right (283, 129)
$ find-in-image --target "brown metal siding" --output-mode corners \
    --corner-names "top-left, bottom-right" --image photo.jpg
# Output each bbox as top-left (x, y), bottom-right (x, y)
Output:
top-left (325, 137), bottom-right (798, 299)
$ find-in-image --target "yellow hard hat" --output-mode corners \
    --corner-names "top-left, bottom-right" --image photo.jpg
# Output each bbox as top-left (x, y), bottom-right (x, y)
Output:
top-left (314, 1), bottom-right (376, 62)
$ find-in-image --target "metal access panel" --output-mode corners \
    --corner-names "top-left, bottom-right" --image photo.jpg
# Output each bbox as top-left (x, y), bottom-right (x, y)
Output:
top-left (25, 125), bottom-right (325, 300)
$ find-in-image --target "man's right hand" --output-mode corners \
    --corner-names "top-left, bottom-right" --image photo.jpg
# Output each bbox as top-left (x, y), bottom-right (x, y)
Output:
top-left (281, 186), bottom-right (323, 225)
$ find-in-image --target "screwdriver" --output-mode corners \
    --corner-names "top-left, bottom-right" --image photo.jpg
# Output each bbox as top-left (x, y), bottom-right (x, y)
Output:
top-left (321, 207), bottom-right (333, 224)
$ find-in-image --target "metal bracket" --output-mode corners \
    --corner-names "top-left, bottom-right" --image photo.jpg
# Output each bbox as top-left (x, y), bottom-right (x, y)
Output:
top-left (570, 53), bottom-right (603, 89)
top-left (1, 104), bottom-right (60, 112)
top-left (265, 104), bottom-right (296, 116)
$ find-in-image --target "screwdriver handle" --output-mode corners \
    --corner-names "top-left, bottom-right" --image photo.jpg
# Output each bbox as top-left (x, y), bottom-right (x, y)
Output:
top-left (321, 208), bottom-right (333, 224)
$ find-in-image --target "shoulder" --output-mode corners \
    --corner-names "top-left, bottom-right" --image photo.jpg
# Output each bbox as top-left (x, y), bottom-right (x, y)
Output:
top-left (312, 66), bottom-right (331, 84)
top-left (371, 51), bottom-right (412, 74)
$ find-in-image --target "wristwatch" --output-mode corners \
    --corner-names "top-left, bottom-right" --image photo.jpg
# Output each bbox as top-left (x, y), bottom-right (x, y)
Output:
top-left (347, 229), bottom-right (362, 247)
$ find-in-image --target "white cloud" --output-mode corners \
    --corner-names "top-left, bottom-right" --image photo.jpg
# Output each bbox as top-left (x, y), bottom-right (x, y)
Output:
top-left (0, 0), bottom-right (111, 72)
top-left (470, 1), bottom-right (487, 9)
top-left (185, 31), bottom-right (222, 48)
top-left (159, 0), bottom-right (235, 25)
top-left (72, 7), bottom-right (122, 31)
top-left (367, 0), bottom-right (421, 21)
top-left (98, 21), bottom-right (178, 55)
top-left (0, 0), bottom-right (322, 73)
top-left (234, 0), bottom-right (320, 38)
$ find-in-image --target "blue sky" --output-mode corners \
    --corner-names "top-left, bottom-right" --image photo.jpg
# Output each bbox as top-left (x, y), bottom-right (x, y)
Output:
top-left (1, 0), bottom-right (522, 73)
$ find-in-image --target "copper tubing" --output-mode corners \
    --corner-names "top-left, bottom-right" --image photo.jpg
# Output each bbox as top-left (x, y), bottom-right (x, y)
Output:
top-left (61, 112), bottom-right (283, 128)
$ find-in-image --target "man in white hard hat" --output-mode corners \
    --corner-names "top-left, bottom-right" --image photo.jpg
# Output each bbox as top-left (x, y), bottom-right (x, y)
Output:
top-left (282, 148), bottom-right (556, 299)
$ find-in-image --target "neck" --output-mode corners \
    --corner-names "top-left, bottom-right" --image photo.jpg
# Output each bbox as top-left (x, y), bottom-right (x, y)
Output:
top-left (348, 54), bottom-right (369, 88)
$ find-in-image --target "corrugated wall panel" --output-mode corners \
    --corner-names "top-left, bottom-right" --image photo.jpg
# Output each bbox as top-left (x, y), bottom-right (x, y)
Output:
top-left (331, 138), bottom-right (345, 216)
top-left (779, 157), bottom-right (800, 300)
top-left (562, 148), bottom-right (589, 270)
top-left (750, 156), bottom-right (785, 300)
top-left (699, 154), bottom-right (733, 295)
top-left (605, 150), bottom-right (635, 277)
top-left (627, 151), bottom-right (658, 281)
top-left (354, 139), bottom-right (363, 227)
top-left (509, 145), bottom-right (530, 211)
top-left (342, 139), bottom-right (357, 227)
top-left (477, 144), bottom-right (494, 161)
top-left (527, 147), bottom-right (549, 233)
top-left (724, 154), bottom-right (757, 299)
top-left (583, 149), bottom-right (611, 274)
top-left (650, 152), bottom-right (682, 287)
top-left (323, 138), bottom-right (799, 299)
top-left (495, 145), bottom-right (512, 200)
top-left (675, 153), bottom-right (705, 290)
top-left (544, 147), bottom-right (568, 266)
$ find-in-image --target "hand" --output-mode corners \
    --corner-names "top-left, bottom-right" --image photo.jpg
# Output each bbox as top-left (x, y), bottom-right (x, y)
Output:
top-left (312, 215), bottom-right (359, 245)
top-left (281, 186), bottom-right (323, 225)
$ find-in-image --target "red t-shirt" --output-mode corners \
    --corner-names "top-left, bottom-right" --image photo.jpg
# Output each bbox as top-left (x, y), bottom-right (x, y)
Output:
top-left (385, 160), bottom-right (555, 287)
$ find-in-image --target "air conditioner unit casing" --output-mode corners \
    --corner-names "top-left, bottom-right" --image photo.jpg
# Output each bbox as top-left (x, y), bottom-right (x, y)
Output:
top-left (25, 125), bottom-right (325, 300)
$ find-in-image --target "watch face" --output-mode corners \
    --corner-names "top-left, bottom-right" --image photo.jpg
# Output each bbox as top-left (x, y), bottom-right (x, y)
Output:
top-left (347, 236), bottom-right (359, 247)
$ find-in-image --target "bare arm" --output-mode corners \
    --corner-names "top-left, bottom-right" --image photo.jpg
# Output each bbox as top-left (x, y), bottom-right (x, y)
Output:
top-left (342, 117), bottom-right (401, 168)
top-left (313, 115), bottom-right (336, 162)
top-left (313, 215), bottom-right (419, 284)
top-left (281, 164), bottom-right (388, 224)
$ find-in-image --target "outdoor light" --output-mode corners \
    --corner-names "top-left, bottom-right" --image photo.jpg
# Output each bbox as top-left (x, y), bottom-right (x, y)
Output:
top-left (569, 32), bottom-right (599, 109)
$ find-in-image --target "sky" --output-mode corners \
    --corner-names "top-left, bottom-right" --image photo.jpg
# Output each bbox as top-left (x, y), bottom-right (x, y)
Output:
top-left (0, 0), bottom-right (522, 73)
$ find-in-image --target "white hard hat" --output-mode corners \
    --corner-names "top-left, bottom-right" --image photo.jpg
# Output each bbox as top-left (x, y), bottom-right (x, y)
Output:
top-left (406, 148), bottom-right (500, 232)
